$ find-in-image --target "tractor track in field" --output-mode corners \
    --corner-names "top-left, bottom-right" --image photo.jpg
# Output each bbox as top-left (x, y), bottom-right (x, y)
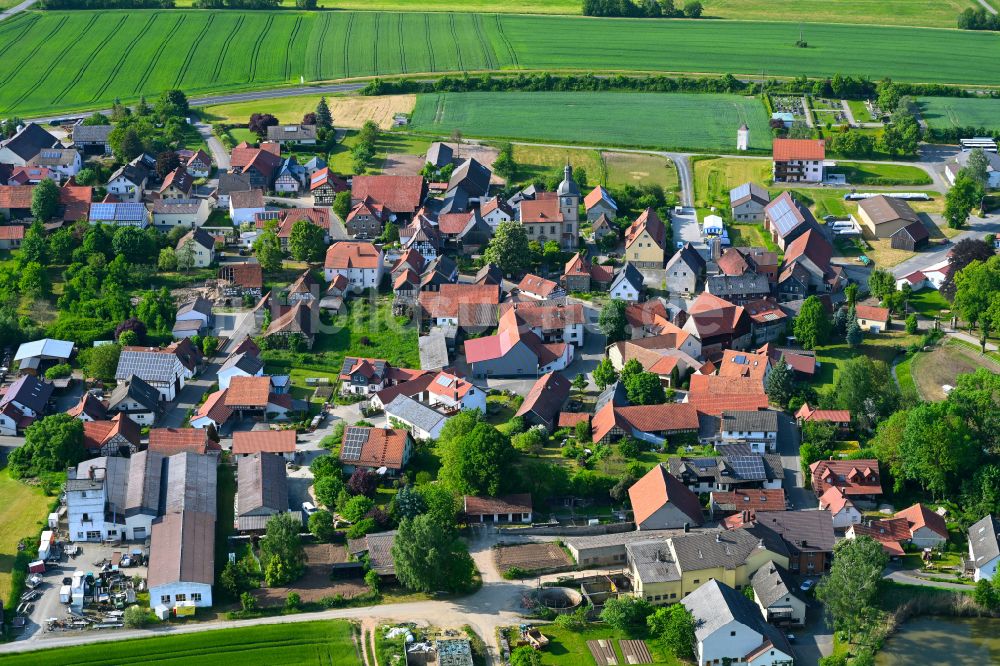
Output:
top-left (449, 13), bottom-right (465, 72)
top-left (134, 14), bottom-right (184, 95)
top-left (0, 13), bottom-right (38, 56)
top-left (397, 13), bottom-right (407, 74)
top-left (312, 12), bottom-right (331, 81)
top-left (284, 15), bottom-right (303, 81)
top-left (0, 15), bottom-right (66, 88)
top-left (52, 14), bottom-right (130, 106)
top-left (173, 13), bottom-right (216, 89)
top-left (89, 13), bottom-right (159, 103)
top-left (248, 14), bottom-right (274, 82)
top-left (8, 14), bottom-right (100, 111)
top-left (494, 14), bottom-right (518, 67)
top-left (424, 14), bottom-right (436, 72)
top-left (373, 13), bottom-right (380, 75)
top-left (343, 12), bottom-right (355, 79)
top-left (472, 14), bottom-right (496, 70)
top-left (211, 15), bottom-right (245, 83)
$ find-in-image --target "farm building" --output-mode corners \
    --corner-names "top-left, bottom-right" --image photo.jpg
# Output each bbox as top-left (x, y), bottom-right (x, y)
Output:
top-left (890, 221), bottom-right (930, 251)
top-left (856, 195), bottom-right (920, 239)
top-left (236, 452), bottom-right (290, 532)
top-left (855, 304), bottom-right (890, 333)
top-left (463, 494), bottom-right (533, 523)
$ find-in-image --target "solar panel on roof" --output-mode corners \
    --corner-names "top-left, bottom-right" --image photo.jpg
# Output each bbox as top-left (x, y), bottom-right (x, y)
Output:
top-left (435, 375), bottom-right (453, 387)
top-left (726, 455), bottom-right (766, 480)
top-left (342, 427), bottom-right (368, 460)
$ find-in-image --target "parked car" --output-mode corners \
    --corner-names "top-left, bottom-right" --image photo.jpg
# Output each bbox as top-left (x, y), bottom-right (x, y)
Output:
top-left (301, 501), bottom-right (317, 516)
top-left (799, 579), bottom-right (816, 592)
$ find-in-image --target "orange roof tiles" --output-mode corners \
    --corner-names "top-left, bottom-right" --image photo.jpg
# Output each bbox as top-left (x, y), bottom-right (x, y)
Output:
top-left (895, 503), bottom-right (948, 540)
top-left (686, 374), bottom-right (768, 417)
top-left (232, 429), bottom-right (297, 455)
top-left (855, 305), bottom-right (890, 323)
top-left (519, 197), bottom-right (563, 224)
top-left (717, 349), bottom-right (771, 381)
top-left (517, 273), bottom-right (560, 298)
top-left (809, 459), bottom-right (883, 497)
top-left (772, 138), bottom-right (825, 161)
top-left (148, 427), bottom-right (217, 455)
top-left (324, 241), bottom-right (381, 270)
top-left (225, 376), bottom-right (272, 407)
top-left (625, 208), bottom-right (666, 249)
top-left (628, 464), bottom-right (704, 527)
top-left (351, 175), bottom-right (425, 214)
top-left (340, 426), bottom-right (411, 469)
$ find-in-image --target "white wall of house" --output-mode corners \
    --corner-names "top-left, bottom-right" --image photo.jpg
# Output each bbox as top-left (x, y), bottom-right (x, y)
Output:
top-left (151, 581), bottom-right (212, 609)
top-left (108, 177), bottom-right (143, 202)
top-left (324, 263), bottom-right (384, 291)
top-left (973, 553), bottom-right (999, 582)
top-left (218, 366), bottom-right (262, 391)
top-left (910, 526), bottom-right (947, 549)
top-left (755, 591), bottom-right (807, 627)
top-left (826, 505), bottom-right (862, 529)
top-left (538, 345), bottom-right (573, 374)
top-left (230, 204), bottom-right (265, 225)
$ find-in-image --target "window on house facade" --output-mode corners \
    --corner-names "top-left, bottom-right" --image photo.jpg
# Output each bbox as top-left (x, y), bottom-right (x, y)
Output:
top-left (160, 595), bottom-right (171, 603)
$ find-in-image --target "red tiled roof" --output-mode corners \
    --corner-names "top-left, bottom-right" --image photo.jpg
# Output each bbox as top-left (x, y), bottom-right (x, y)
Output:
top-left (773, 138), bottom-right (825, 161)
top-left (517, 274), bottom-right (559, 297)
top-left (232, 429), bottom-right (297, 455)
top-left (220, 263), bottom-right (263, 289)
top-left (325, 241), bottom-right (381, 270)
top-left (0, 225), bottom-right (24, 240)
top-left (193, 389), bottom-right (233, 426)
top-left (279, 207), bottom-right (330, 237)
top-left (351, 175), bottom-right (425, 214)
top-left (225, 376), bottom-right (272, 407)
top-left (60, 184), bottom-right (92, 221)
top-left (628, 464), bottom-right (704, 527)
top-left (464, 493), bottom-right (532, 516)
top-left (558, 412), bottom-right (591, 428)
top-left (339, 426), bottom-right (410, 469)
top-left (437, 212), bottom-right (474, 235)
top-left (148, 427), bottom-right (218, 455)
top-left (0, 185), bottom-right (34, 209)
top-left (686, 374), bottom-right (768, 417)
top-left (818, 486), bottom-right (854, 514)
top-left (855, 304), bottom-right (890, 323)
top-left (895, 503), bottom-right (948, 540)
top-left (420, 283), bottom-right (499, 320)
top-left (309, 167), bottom-right (348, 193)
top-left (498, 302), bottom-right (585, 329)
top-left (809, 459), bottom-right (883, 497)
top-left (717, 248), bottom-right (751, 276)
top-left (784, 229), bottom-right (833, 272)
top-left (712, 488), bottom-right (786, 513)
top-left (717, 349), bottom-right (770, 381)
top-left (82, 414), bottom-right (139, 451)
top-left (625, 208), bottom-right (666, 249)
top-left (515, 372), bottom-right (571, 424)
top-left (591, 401), bottom-right (699, 443)
top-left (519, 197), bottom-right (562, 224)
top-left (795, 403), bottom-right (850, 423)
top-left (850, 518), bottom-right (910, 556)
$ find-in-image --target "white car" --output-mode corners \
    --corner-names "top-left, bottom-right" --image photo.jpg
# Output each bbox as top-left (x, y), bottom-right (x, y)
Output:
top-left (799, 579), bottom-right (816, 592)
top-left (301, 501), bottom-right (317, 516)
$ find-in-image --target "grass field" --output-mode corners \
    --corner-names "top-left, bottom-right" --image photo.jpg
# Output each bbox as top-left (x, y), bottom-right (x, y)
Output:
top-left (203, 94), bottom-right (417, 129)
top-left (814, 330), bottom-right (921, 388)
top-left (603, 152), bottom-right (680, 192)
top-left (692, 157), bottom-right (772, 209)
top-left (522, 624), bottom-right (681, 666)
top-left (919, 96), bottom-right (1000, 131)
top-left (827, 162), bottom-right (932, 186)
top-left (910, 339), bottom-right (999, 401)
top-left (0, 620), bottom-right (360, 666)
top-left (0, 11), bottom-right (996, 117)
top-left (411, 92), bottom-right (772, 152)
top-left (0, 468), bottom-right (52, 604)
top-left (171, 0), bottom-right (974, 26)
top-left (908, 288), bottom-right (952, 317)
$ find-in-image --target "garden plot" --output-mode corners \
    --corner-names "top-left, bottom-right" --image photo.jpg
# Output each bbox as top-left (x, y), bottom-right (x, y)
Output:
top-left (494, 543), bottom-right (573, 574)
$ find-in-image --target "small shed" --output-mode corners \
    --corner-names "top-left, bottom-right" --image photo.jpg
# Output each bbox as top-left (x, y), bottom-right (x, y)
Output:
top-left (889, 221), bottom-right (930, 252)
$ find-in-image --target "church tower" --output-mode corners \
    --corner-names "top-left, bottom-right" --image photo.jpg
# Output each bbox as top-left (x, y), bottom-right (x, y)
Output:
top-left (557, 164), bottom-right (580, 249)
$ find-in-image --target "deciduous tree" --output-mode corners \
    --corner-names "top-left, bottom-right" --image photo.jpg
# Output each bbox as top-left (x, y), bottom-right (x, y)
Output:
top-left (598, 299), bottom-right (629, 343)
top-left (483, 221), bottom-right (531, 276)
top-left (7, 414), bottom-right (85, 479)
top-left (288, 219), bottom-right (326, 262)
top-left (30, 178), bottom-right (60, 222)
top-left (391, 513), bottom-right (476, 593)
top-left (793, 296), bottom-right (830, 349)
top-left (592, 357), bottom-right (618, 390)
top-left (816, 536), bottom-right (888, 642)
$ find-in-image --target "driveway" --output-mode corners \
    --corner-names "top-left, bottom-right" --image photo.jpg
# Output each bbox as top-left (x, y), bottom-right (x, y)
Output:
top-left (792, 597), bottom-right (834, 666)
top-left (670, 206), bottom-right (703, 251)
top-left (892, 214), bottom-right (1000, 278)
top-left (777, 412), bottom-right (813, 510)
top-left (160, 360), bottom-right (221, 428)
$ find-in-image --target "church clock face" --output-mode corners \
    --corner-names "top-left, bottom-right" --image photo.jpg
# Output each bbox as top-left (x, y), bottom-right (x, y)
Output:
top-left (563, 197), bottom-right (573, 206)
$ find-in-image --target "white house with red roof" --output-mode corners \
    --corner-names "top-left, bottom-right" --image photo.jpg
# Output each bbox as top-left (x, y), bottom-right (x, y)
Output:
top-left (772, 139), bottom-right (825, 183)
top-left (324, 241), bottom-right (384, 291)
top-left (517, 273), bottom-right (564, 300)
top-left (465, 308), bottom-right (573, 378)
top-left (817, 486), bottom-right (862, 529)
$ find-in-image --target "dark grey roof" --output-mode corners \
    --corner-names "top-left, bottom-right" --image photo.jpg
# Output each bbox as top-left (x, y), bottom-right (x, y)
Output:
top-left (267, 124), bottom-right (317, 142)
top-left (0, 374), bottom-right (53, 413)
top-left (385, 394), bottom-right (445, 433)
top-left (557, 164), bottom-right (581, 198)
top-left (238, 452), bottom-right (288, 517)
top-left (439, 186), bottom-right (470, 214)
top-left (115, 351), bottom-right (178, 384)
top-left (474, 263), bottom-right (502, 285)
top-left (506, 184), bottom-right (537, 209)
top-left (670, 524), bottom-right (788, 572)
top-left (348, 530), bottom-right (397, 575)
top-left (448, 158), bottom-right (491, 198)
top-left (109, 375), bottom-right (161, 411)
top-left (751, 561), bottom-right (804, 609)
top-left (125, 450), bottom-right (166, 515)
top-left (610, 263), bottom-right (644, 292)
top-left (595, 381), bottom-right (629, 412)
top-left (0, 123), bottom-right (60, 161)
top-left (418, 332), bottom-right (449, 371)
top-left (72, 123), bottom-right (113, 143)
top-left (706, 272), bottom-right (770, 297)
top-left (163, 452), bottom-right (217, 516)
top-left (153, 199), bottom-right (203, 215)
top-left (969, 514), bottom-right (1000, 568)
top-left (221, 351), bottom-right (264, 375)
top-left (216, 172), bottom-right (253, 196)
top-left (426, 142), bottom-right (453, 168)
top-left (108, 161), bottom-right (148, 187)
top-left (667, 243), bottom-right (707, 274)
top-left (177, 295), bottom-right (213, 319)
top-left (753, 510), bottom-right (836, 554)
top-left (626, 540), bottom-right (681, 583)
top-left (721, 410), bottom-right (779, 433)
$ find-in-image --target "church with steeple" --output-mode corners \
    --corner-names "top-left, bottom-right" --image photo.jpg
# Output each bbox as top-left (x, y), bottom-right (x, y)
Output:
top-left (517, 164), bottom-right (581, 250)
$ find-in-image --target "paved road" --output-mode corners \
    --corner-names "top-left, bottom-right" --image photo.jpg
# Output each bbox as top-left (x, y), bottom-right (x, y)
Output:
top-left (195, 122), bottom-right (230, 171)
top-left (0, 0), bottom-right (36, 22)
top-left (160, 360), bottom-right (221, 428)
top-left (891, 215), bottom-right (1000, 278)
top-left (884, 569), bottom-right (976, 591)
top-left (777, 412), bottom-right (813, 510)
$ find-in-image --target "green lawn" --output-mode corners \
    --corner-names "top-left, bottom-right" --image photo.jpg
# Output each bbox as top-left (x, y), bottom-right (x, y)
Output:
top-left (894, 352), bottom-right (920, 403)
top-left (729, 223), bottom-right (782, 257)
top-left (0, 620), bottom-right (361, 666)
top-left (814, 331), bottom-right (921, 389)
top-left (907, 288), bottom-right (952, 318)
top-left (262, 296), bottom-right (419, 386)
top-left (847, 99), bottom-right (876, 122)
top-left (827, 162), bottom-right (932, 186)
top-left (1, 10), bottom-right (995, 117)
top-left (228, 127), bottom-right (258, 144)
top-left (919, 96), bottom-right (1000, 132)
top-left (526, 624), bottom-right (682, 666)
top-left (603, 152), bottom-right (680, 193)
top-left (692, 157), bottom-right (772, 210)
top-left (0, 468), bottom-right (53, 604)
top-left (411, 92), bottom-right (772, 153)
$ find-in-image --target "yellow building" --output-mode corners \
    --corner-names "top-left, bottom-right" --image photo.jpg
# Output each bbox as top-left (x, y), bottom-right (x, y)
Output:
top-left (626, 527), bottom-right (790, 605)
top-left (624, 208), bottom-right (668, 268)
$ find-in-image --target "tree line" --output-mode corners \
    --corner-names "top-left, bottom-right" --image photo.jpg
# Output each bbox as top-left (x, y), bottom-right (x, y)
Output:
top-left (957, 7), bottom-right (1000, 30)
top-left (38, 0), bottom-right (172, 7)
top-left (582, 0), bottom-right (703, 18)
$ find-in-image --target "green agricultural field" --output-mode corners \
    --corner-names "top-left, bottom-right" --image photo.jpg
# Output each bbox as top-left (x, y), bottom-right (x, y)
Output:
top-left (919, 96), bottom-right (1000, 131)
top-left (0, 468), bottom-right (53, 604)
top-left (0, 620), bottom-right (360, 666)
top-left (0, 11), bottom-right (997, 117)
top-left (410, 92), bottom-right (772, 152)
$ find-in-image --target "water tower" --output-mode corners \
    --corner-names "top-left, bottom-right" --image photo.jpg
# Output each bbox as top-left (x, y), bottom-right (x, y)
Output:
top-left (737, 123), bottom-right (749, 151)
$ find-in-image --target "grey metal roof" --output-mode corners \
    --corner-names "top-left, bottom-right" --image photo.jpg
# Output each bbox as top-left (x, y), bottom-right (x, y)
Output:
top-left (385, 394), bottom-right (446, 434)
top-left (753, 510), bottom-right (836, 554)
top-left (216, 172), bottom-right (252, 195)
top-left (14, 338), bottom-right (73, 362)
top-left (148, 510), bottom-right (215, 588)
top-left (153, 199), bottom-right (203, 215)
top-left (721, 410), bottom-right (779, 433)
top-left (595, 381), bottom-right (629, 412)
top-left (0, 123), bottom-right (60, 161)
top-left (177, 296), bottom-right (213, 319)
top-left (221, 351), bottom-right (264, 376)
top-left (557, 165), bottom-right (581, 198)
top-left (729, 182), bottom-right (770, 206)
top-left (419, 332), bottom-right (449, 371)
top-left (426, 142), bottom-right (453, 168)
top-left (565, 528), bottom-right (685, 552)
top-left (348, 530), bottom-right (398, 575)
top-left (72, 123), bottom-right (113, 143)
top-left (164, 452), bottom-right (218, 517)
top-left (125, 450), bottom-right (166, 515)
top-left (448, 158), bottom-right (491, 198)
top-left (682, 579), bottom-right (770, 642)
top-left (115, 351), bottom-right (178, 383)
top-left (610, 263), bottom-right (644, 292)
top-left (751, 561), bottom-right (803, 609)
top-left (238, 452), bottom-right (288, 517)
top-left (266, 124), bottom-right (317, 142)
top-left (109, 375), bottom-right (160, 411)
top-left (969, 514), bottom-right (1000, 567)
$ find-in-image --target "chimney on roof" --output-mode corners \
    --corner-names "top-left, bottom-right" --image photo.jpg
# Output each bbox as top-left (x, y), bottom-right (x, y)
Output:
top-left (716, 533), bottom-right (722, 543)
top-left (684, 522), bottom-right (690, 533)
top-left (757, 538), bottom-right (765, 549)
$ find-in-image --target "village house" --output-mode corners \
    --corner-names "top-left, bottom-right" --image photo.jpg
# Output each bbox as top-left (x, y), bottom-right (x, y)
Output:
top-left (339, 425), bottom-right (414, 476)
top-left (213, 172), bottom-right (252, 209)
top-left (418, 283), bottom-right (499, 333)
top-left (818, 486), bottom-right (863, 528)
top-left (173, 295), bottom-right (213, 339)
top-left (266, 124), bottom-right (317, 146)
top-left (592, 212), bottom-right (617, 242)
top-left (497, 301), bottom-right (585, 347)
top-left (148, 427), bottom-right (219, 456)
top-left (609, 263), bottom-right (645, 302)
top-left (263, 301), bottom-right (315, 349)
top-left (218, 263), bottom-right (263, 300)
top-left (324, 241), bottom-right (384, 291)
top-left (772, 138), bottom-right (825, 183)
top-left (515, 372), bottom-right (571, 432)
top-left (0, 224), bottom-right (24, 249)
top-left (683, 292), bottom-right (752, 359)
top-left (463, 494), bottom-right (533, 524)
top-left (706, 272), bottom-right (771, 305)
top-left (763, 191), bottom-right (819, 251)
top-left (218, 351), bottom-right (264, 390)
top-left (777, 229), bottom-right (844, 301)
top-left (625, 208), bottom-right (668, 268)
top-left (479, 196), bottom-right (513, 229)
top-left (384, 394), bottom-right (447, 440)
top-left (517, 273), bottom-right (565, 301)
top-left (685, 375), bottom-right (769, 418)
top-left (584, 185), bottom-right (618, 222)
top-left (664, 243), bottom-right (706, 296)
top-left (236, 452), bottom-right (289, 533)
top-left (89, 202), bottom-right (149, 228)
top-left (338, 357), bottom-right (425, 397)
top-left (115, 348), bottom-right (188, 402)
top-left (729, 182), bottom-right (770, 222)
top-left (795, 403), bottom-right (851, 432)
top-left (106, 158), bottom-right (149, 202)
top-left (593, 402), bottom-right (700, 447)
top-left (855, 304), bottom-right (890, 333)
top-left (465, 307), bottom-right (572, 378)
top-left (28, 148), bottom-right (82, 180)
top-left (745, 299), bottom-right (788, 344)
top-left (67, 392), bottom-right (108, 422)
top-left (153, 199), bottom-right (211, 231)
top-left (232, 430), bottom-right (297, 461)
top-left (107, 375), bottom-right (160, 426)
top-left (351, 175), bottom-right (427, 222)
top-left (808, 459), bottom-right (883, 507)
top-left (857, 195), bottom-right (921, 239)
top-left (969, 515), bottom-right (1000, 582)
top-left (277, 207), bottom-right (330, 250)
top-left (893, 503), bottom-right (949, 549)
top-left (710, 488), bottom-right (786, 524)
top-left (72, 122), bottom-right (113, 155)
top-left (751, 510), bottom-right (836, 574)
top-left (159, 167), bottom-right (194, 199)
top-left (750, 562), bottom-right (807, 627)
top-left (175, 227), bottom-right (216, 268)
top-left (682, 580), bottom-right (796, 666)
top-left (436, 209), bottom-right (493, 252)
top-left (310, 167), bottom-right (348, 205)
top-left (185, 149), bottom-right (212, 178)
top-left (229, 141), bottom-right (282, 190)
top-left (229, 189), bottom-right (266, 225)
top-left (718, 247), bottom-right (779, 284)
top-left (717, 409), bottom-right (779, 453)
top-left (0, 375), bottom-right (54, 431)
top-left (82, 414), bottom-right (141, 457)
top-left (400, 215), bottom-right (442, 261)
top-left (274, 157), bottom-right (304, 194)
top-left (190, 389), bottom-right (233, 431)
top-left (0, 123), bottom-right (61, 166)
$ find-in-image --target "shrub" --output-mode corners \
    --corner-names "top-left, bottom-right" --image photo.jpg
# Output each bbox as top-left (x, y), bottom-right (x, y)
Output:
top-left (240, 591), bottom-right (258, 611)
top-left (502, 566), bottom-right (530, 580)
top-left (123, 605), bottom-right (152, 628)
top-left (285, 591), bottom-right (301, 610)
